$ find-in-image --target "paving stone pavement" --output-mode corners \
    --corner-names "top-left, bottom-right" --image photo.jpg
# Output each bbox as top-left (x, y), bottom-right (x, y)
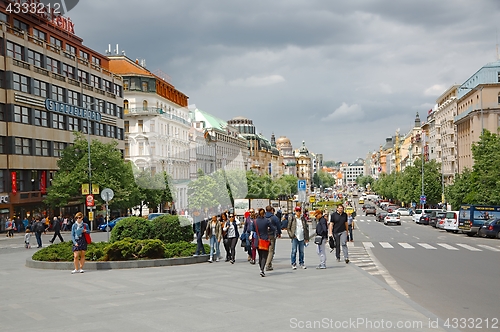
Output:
top-left (0, 231), bottom-right (459, 332)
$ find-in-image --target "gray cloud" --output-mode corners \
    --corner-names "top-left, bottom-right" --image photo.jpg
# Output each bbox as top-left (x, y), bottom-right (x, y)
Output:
top-left (67, 0), bottom-right (500, 161)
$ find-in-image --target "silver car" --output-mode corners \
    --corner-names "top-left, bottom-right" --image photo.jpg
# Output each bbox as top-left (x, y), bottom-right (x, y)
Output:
top-left (384, 213), bottom-right (401, 225)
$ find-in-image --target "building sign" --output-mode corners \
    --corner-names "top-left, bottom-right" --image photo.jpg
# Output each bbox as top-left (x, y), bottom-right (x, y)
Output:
top-left (6, 0), bottom-right (76, 34)
top-left (45, 99), bottom-right (102, 122)
top-left (11, 172), bottom-right (17, 196)
top-left (40, 171), bottom-right (47, 195)
top-left (0, 195), bottom-right (9, 204)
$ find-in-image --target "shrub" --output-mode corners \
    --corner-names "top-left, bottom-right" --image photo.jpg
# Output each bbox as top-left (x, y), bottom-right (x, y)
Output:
top-left (110, 217), bottom-right (151, 242)
top-left (164, 242), bottom-right (209, 258)
top-left (136, 239), bottom-right (165, 259)
top-left (85, 242), bottom-right (109, 261)
top-left (104, 238), bottom-right (136, 261)
top-left (149, 214), bottom-right (194, 243)
top-left (32, 241), bottom-right (74, 262)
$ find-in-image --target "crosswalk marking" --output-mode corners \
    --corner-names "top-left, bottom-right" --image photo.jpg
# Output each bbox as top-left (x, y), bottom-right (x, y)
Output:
top-left (362, 242), bottom-right (374, 248)
top-left (437, 243), bottom-right (459, 250)
top-left (456, 243), bottom-right (482, 251)
top-left (380, 242), bottom-right (394, 248)
top-left (417, 243), bottom-right (436, 250)
top-left (477, 244), bottom-right (500, 252)
top-left (398, 243), bottom-right (414, 249)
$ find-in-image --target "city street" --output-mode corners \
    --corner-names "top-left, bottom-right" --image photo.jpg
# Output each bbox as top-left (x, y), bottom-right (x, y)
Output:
top-left (351, 203), bottom-right (500, 332)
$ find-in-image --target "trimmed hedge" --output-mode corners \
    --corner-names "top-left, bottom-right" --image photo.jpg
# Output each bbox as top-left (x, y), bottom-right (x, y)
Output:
top-left (150, 215), bottom-right (194, 243)
top-left (110, 217), bottom-right (151, 242)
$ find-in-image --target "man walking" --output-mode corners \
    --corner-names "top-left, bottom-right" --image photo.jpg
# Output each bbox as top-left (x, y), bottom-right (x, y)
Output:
top-left (193, 212), bottom-right (207, 256)
top-left (287, 206), bottom-right (309, 270)
top-left (33, 216), bottom-right (45, 248)
top-left (329, 204), bottom-right (349, 264)
top-left (49, 216), bottom-right (64, 243)
top-left (265, 206), bottom-right (281, 271)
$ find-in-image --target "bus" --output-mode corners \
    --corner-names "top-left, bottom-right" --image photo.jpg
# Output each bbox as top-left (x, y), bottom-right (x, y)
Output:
top-left (458, 205), bottom-right (500, 236)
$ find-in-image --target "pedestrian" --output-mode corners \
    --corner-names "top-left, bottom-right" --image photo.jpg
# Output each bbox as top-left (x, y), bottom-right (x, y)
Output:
top-left (49, 216), bottom-right (64, 244)
top-left (205, 215), bottom-right (222, 263)
top-left (71, 212), bottom-right (90, 274)
top-left (329, 204), bottom-right (350, 264)
top-left (243, 209), bottom-right (257, 264)
top-left (314, 210), bottom-right (328, 269)
top-left (222, 213), bottom-right (239, 263)
top-left (264, 206), bottom-right (281, 271)
top-left (61, 217), bottom-right (69, 232)
top-left (192, 212), bottom-right (207, 256)
top-left (5, 217), bottom-right (14, 238)
top-left (32, 216), bottom-right (45, 248)
top-left (24, 228), bottom-right (31, 249)
top-left (287, 206), bottom-right (309, 270)
top-left (220, 212), bottom-right (231, 262)
top-left (253, 208), bottom-right (275, 277)
top-left (347, 212), bottom-right (354, 242)
top-left (22, 216), bottom-right (29, 232)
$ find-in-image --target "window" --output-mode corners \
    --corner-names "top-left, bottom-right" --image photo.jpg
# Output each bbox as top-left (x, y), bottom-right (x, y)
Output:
top-left (118, 128), bottom-right (124, 140)
top-left (107, 125), bottom-right (115, 138)
top-left (142, 81), bottom-right (148, 92)
top-left (33, 28), bottom-right (46, 41)
top-left (82, 95), bottom-right (92, 109)
top-left (35, 140), bottom-right (49, 156)
top-left (51, 85), bottom-right (65, 102)
top-left (105, 103), bottom-right (114, 115)
top-left (0, 12), bottom-right (7, 23)
top-left (91, 75), bottom-right (101, 89)
top-left (138, 120), bottom-right (143, 132)
top-left (117, 106), bottom-right (123, 119)
top-left (62, 63), bottom-right (75, 78)
top-left (0, 71), bottom-right (3, 89)
top-left (65, 44), bottom-right (76, 54)
top-left (33, 80), bottom-right (48, 98)
top-left (67, 90), bottom-right (79, 105)
top-left (6, 41), bottom-right (23, 60)
top-left (68, 117), bottom-right (78, 131)
top-left (150, 142), bottom-right (155, 155)
top-left (27, 49), bottom-right (42, 67)
top-left (13, 73), bottom-right (29, 93)
top-left (81, 119), bottom-right (88, 134)
top-left (124, 100), bottom-right (129, 110)
top-left (139, 142), bottom-right (144, 156)
top-left (78, 69), bottom-right (88, 83)
top-left (92, 56), bottom-right (101, 66)
top-left (49, 36), bottom-right (62, 48)
top-left (150, 120), bottom-right (155, 133)
top-left (143, 100), bottom-right (148, 110)
top-left (124, 121), bottom-right (129, 133)
top-left (79, 50), bottom-right (89, 60)
top-left (46, 57), bottom-right (60, 73)
top-left (0, 103), bottom-right (4, 121)
top-left (114, 84), bottom-right (122, 97)
top-left (123, 80), bottom-right (129, 91)
top-left (13, 19), bottom-right (28, 32)
top-left (96, 123), bottom-right (104, 136)
top-left (103, 79), bottom-right (112, 93)
top-left (53, 142), bottom-right (65, 157)
top-left (15, 138), bottom-right (31, 155)
top-left (34, 110), bottom-right (48, 127)
top-left (53, 114), bottom-right (65, 130)
top-left (0, 136), bottom-right (5, 154)
top-left (125, 143), bottom-right (129, 157)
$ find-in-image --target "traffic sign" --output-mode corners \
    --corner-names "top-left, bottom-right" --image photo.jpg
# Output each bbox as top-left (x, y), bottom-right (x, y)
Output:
top-left (297, 180), bottom-right (307, 191)
top-left (86, 194), bottom-right (94, 207)
top-left (420, 195), bottom-right (426, 202)
top-left (309, 196), bottom-right (316, 203)
top-left (101, 188), bottom-right (114, 202)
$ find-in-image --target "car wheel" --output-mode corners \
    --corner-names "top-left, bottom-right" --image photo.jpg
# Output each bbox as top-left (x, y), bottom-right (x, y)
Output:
top-left (106, 226), bottom-right (111, 232)
top-left (466, 232), bottom-right (474, 237)
top-left (497, 231), bottom-right (500, 239)
top-left (453, 230), bottom-right (458, 234)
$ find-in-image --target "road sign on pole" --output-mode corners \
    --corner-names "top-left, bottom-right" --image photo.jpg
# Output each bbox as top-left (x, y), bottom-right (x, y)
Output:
top-left (298, 180), bottom-right (307, 191)
top-left (100, 188), bottom-right (114, 242)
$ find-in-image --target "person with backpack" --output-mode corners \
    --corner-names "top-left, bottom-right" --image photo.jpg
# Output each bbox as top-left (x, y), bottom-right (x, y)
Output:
top-left (314, 210), bottom-right (328, 269)
top-left (33, 216), bottom-right (45, 248)
top-left (264, 206), bottom-right (281, 271)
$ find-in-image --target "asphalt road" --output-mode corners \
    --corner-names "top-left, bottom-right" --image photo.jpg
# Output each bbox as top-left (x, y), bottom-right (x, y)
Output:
top-left (352, 203), bottom-right (500, 332)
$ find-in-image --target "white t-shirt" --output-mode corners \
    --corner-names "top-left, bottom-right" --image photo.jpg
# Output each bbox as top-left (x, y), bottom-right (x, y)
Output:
top-left (295, 218), bottom-right (304, 241)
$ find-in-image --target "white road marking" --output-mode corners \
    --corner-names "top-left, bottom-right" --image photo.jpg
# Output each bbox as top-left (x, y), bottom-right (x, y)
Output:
top-left (456, 243), bottom-right (482, 251)
top-left (380, 242), bottom-right (394, 248)
top-left (413, 236), bottom-right (420, 240)
top-left (477, 244), bottom-right (500, 252)
top-left (436, 243), bottom-right (459, 250)
top-left (417, 243), bottom-right (436, 250)
top-left (362, 242), bottom-right (374, 248)
top-left (398, 242), bottom-right (415, 249)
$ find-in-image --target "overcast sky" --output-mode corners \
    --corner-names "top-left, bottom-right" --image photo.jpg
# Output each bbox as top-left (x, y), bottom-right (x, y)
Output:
top-left (67, 0), bottom-right (500, 162)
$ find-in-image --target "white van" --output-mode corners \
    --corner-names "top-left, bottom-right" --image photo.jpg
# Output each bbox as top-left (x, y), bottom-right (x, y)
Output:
top-left (443, 211), bottom-right (459, 233)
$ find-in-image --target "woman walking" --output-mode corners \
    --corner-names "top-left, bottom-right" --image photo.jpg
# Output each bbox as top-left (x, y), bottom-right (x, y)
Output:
top-left (71, 212), bottom-right (90, 274)
top-left (223, 213), bottom-right (239, 263)
top-left (205, 215), bottom-right (222, 263)
top-left (243, 209), bottom-right (257, 264)
top-left (314, 210), bottom-right (328, 269)
top-left (253, 208), bottom-right (275, 277)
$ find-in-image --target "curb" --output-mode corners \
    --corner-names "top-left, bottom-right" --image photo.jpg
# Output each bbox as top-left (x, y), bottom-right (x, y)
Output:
top-left (26, 254), bottom-right (210, 270)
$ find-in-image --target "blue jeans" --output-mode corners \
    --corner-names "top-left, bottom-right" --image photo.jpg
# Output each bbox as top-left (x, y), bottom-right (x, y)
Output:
top-left (291, 238), bottom-right (305, 266)
top-left (209, 235), bottom-right (220, 258)
top-left (35, 232), bottom-right (42, 247)
top-left (195, 231), bottom-right (206, 255)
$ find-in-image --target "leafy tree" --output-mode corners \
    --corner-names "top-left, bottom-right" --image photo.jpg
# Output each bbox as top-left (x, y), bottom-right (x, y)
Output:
top-left (45, 133), bottom-right (139, 210)
top-left (356, 175), bottom-right (374, 189)
top-left (445, 168), bottom-right (476, 210)
top-left (471, 130), bottom-right (500, 205)
top-left (133, 169), bottom-right (175, 213)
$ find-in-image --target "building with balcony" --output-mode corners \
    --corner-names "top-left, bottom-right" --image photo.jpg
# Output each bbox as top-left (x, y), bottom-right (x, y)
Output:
top-left (0, 6), bottom-right (124, 222)
top-left (455, 60), bottom-right (500, 173)
top-left (275, 136), bottom-right (296, 176)
top-left (108, 55), bottom-right (190, 211)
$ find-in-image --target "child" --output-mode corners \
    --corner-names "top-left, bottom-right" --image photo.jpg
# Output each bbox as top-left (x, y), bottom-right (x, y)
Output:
top-left (24, 229), bottom-right (31, 249)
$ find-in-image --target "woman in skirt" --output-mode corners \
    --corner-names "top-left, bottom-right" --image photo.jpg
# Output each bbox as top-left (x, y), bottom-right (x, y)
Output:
top-left (71, 212), bottom-right (90, 274)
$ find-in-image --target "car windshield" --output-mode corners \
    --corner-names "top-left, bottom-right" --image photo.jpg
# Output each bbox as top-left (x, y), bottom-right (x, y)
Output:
top-left (415, 209), bottom-right (422, 214)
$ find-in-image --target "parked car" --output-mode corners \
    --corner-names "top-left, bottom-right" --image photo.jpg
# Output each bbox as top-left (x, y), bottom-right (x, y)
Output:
top-left (430, 211), bottom-right (447, 228)
top-left (412, 209), bottom-right (423, 222)
top-left (362, 203), bottom-right (371, 211)
top-left (97, 217), bottom-right (125, 232)
top-left (147, 213), bottom-right (170, 220)
top-left (376, 211), bottom-right (388, 222)
top-left (443, 211), bottom-right (460, 233)
top-left (394, 208), bottom-right (411, 216)
top-left (384, 213), bottom-right (401, 225)
top-left (386, 205), bottom-right (400, 213)
top-left (477, 218), bottom-right (500, 239)
top-left (365, 205), bottom-right (377, 216)
top-left (417, 213), bottom-right (430, 225)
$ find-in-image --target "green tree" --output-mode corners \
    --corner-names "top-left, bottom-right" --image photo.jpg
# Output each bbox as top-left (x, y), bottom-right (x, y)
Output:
top-left (356, 175), bottom-right (374, 189)
top-left (471, 130), bottom-right (500, 205)
top-left (187, 170), bottom-right (219, 211)
top-left (445, 168), bottom-right (476, 210)
top-left (318, 170), bottom-right (335, 188)
top-left (45, 133), bottom-right (139, 210)
top-left (133, 169), bottom-right (175, 213)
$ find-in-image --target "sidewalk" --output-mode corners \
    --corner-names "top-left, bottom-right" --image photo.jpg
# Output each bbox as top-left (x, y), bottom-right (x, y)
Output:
top-left (0, 228), bottom-right (457, 332)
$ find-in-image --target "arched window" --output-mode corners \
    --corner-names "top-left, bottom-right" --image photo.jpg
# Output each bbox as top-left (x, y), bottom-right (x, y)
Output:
top-left (143, 100), bottom-right (148, 110)
top-left (124, 100), bottom-right (129, 110)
